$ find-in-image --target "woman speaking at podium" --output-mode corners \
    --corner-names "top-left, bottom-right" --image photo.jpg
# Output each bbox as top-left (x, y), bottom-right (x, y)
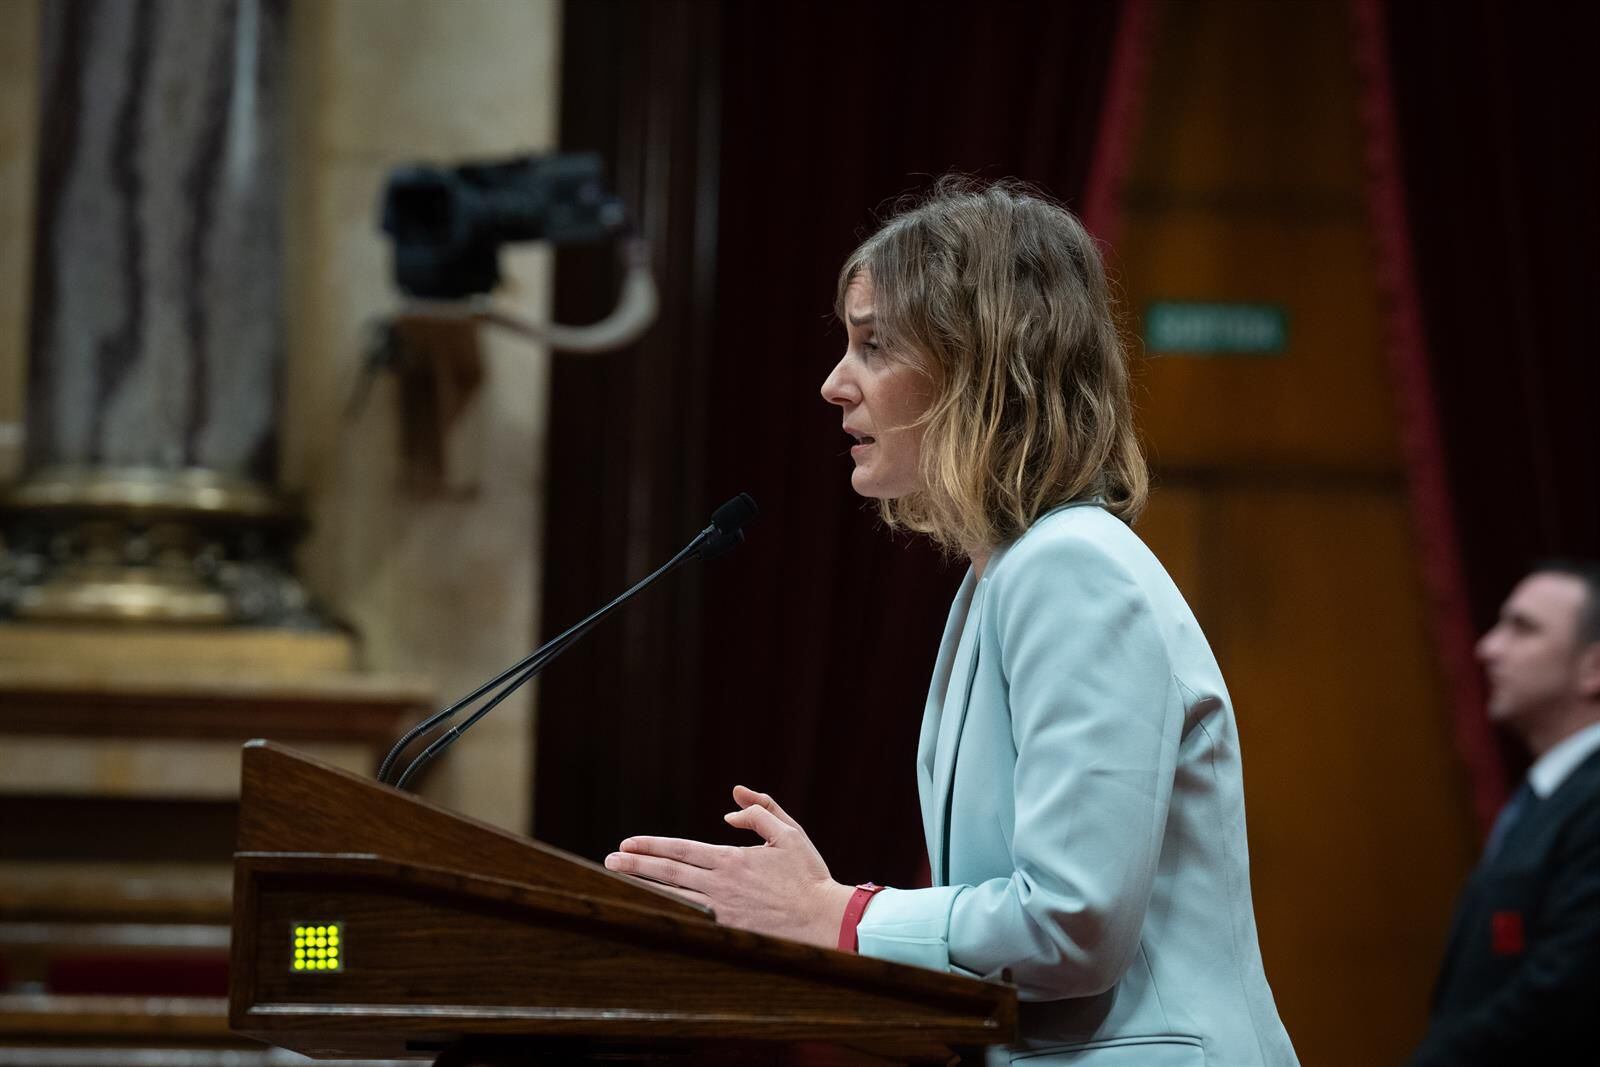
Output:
top-left (606, 180), bottom-right (1298, 1067)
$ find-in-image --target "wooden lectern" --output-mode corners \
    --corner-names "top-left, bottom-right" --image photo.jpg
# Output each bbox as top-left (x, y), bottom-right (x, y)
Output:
top-left (229, 742), bottom-right (1017, 1066)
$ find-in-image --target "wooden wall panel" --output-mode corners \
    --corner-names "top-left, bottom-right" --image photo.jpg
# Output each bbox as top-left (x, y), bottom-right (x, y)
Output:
top-left (1133, 0), bottom-right (1366, 199)
top-left (1150, 490), bottom-right (1475, 1059)
top-left (1126, 218), bottom-right (1396, 470)
top-left (1122, 2), bottom-right (1480, 1062)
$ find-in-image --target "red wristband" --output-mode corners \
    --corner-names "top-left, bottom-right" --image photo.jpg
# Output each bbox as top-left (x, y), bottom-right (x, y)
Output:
top-left (837, 882), bottom-right (886, 952)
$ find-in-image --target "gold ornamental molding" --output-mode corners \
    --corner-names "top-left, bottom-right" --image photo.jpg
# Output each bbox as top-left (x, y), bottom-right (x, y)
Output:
top-left (5, 466), bottom-right (294, 521)
top-left (0, 466), bottom-right (313, 627)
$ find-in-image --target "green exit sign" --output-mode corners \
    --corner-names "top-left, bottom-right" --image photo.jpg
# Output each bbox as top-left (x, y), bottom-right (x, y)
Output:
top-left (1144, 302), bottom-right (1288, 355)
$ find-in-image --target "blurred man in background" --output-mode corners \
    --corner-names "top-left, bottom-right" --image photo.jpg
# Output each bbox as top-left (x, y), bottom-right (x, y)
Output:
top-left (1413, 561), bottom-right (1600, 1066)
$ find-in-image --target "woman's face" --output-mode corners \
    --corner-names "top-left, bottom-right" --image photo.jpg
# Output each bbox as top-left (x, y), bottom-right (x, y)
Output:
top-left (820, 273), bottom-right (931, 499)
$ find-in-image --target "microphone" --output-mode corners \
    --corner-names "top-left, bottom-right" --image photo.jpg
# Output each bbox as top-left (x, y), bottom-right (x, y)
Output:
top-left (697, 491), bottom-right (757, 561)
top-left (378, 493), bottom-right (758, 791)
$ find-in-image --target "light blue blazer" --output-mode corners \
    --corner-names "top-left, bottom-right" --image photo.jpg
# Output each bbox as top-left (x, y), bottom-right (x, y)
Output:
top-left (856, 503), bottom-right (1298, 1067)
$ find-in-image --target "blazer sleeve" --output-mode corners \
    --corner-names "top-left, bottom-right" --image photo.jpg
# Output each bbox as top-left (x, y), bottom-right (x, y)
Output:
top-left (1410, 804), bottom-right (1600, 1066)
top-left (857, 532), bottom-right (1182, 1000)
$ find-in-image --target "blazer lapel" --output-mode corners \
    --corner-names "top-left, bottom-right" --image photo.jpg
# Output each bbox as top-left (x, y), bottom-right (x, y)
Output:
top-left (917, 568), bottom-right (977, 882)
top-left (926, 572), bottom-right (988, 885)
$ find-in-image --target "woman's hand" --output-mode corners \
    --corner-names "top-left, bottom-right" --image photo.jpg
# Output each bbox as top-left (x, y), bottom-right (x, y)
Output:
top-left (604, 785), bottom-right (855, 949)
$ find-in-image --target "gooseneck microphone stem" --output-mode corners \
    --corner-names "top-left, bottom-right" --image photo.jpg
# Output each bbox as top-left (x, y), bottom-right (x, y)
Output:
top-left (377, 493), bottom-right (757, 793)
top-left (389, 537), bottom-right (702, 791)
top-left (375, 537), bottom-right (698, 787)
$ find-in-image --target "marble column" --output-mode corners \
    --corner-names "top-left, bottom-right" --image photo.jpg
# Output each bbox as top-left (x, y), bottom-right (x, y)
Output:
top-left (28, 0), bottom-right (287, 478)
top-left (0, 0), bottom-right (308, 624)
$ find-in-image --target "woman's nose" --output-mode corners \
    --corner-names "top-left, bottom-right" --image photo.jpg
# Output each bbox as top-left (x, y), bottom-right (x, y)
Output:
top-left (820, 358), bottom-right (856, 407)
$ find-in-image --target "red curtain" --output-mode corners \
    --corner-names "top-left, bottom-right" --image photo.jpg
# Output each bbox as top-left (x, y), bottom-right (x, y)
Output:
top-left (1355, 0), bottom-right (1600, 823)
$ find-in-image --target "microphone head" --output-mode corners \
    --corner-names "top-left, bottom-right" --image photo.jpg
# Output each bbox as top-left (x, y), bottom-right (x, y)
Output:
top-left (710, 492), bottom-right (758, 535)
top-left (696, 493), bottom-right (757, 562)
top-left (697, 528), bottom-right (745, 562)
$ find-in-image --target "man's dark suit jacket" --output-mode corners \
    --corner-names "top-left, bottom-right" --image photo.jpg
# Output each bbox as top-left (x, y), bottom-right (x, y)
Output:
top-left (1412, 745), bottom-right (1600, 1066)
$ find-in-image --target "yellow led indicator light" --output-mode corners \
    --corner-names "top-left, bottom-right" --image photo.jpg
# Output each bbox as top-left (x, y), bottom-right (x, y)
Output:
top-left (290, 922), bottom-right (344, 973)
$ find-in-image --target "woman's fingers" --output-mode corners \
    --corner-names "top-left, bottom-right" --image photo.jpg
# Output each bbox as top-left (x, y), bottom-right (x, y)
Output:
top-left (618, 835), bottom-right (728, 868)
top-left (732, 784), bottom-right (801, 829)
top-left (604, 849), bottom-right (709, 891)
top-left (611, 795), bottom-right (840, 947)
top-left (604, 835), bottom-right (733, 891)
top-left (663, 885), bottom-right (713, 911)
top-left (614, 873), bottom-right (714, 912)
top-left (724, 800), bottom-right (794, 845)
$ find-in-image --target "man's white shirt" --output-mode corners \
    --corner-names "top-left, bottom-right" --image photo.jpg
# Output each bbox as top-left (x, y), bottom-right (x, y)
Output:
top-left (1528, 720), bottom-right (1600, 798)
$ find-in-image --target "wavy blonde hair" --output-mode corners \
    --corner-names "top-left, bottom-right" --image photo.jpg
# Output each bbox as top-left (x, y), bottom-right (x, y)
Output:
top-left (836, 178), bottom-right (1148, 554)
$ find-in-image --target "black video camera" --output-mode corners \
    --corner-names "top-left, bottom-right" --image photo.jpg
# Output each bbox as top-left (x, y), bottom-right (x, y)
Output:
top-left (380, 153), bottom-right (626, 300)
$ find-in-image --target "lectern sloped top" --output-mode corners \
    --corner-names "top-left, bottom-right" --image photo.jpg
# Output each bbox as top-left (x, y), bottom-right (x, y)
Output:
top-left (229, 742), bottom-right (1017, 1064)
top-left (233, 738), bottom-right (701, 918)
